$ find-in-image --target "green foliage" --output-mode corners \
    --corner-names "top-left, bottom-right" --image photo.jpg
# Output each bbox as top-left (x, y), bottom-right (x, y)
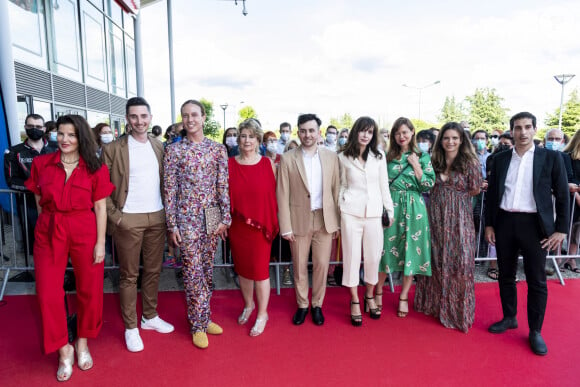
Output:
top-left (329, 113), bottom-right (354, 129)
top-left (545, 88), bottom-right (580, 138)
top-left (238, 106), bottom-right (258, 124)
top-left (438, 96), bottom-right (466, 124)
top-left (199, 98), bottom-right (220, 138)
top-left (411, 119), bottom-right (438, 131)
top-left (464, 88), bottom-right (509, 133)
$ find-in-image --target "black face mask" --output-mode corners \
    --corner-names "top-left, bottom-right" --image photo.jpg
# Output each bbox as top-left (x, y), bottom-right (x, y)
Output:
top-left (495, 144), bottom-right (511, 153)
top-left (26, 128), bottom-right (44, 141)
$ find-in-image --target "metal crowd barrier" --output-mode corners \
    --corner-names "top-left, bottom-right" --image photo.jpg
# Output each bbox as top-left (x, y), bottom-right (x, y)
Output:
top-left (2, 188), bottom-right (578, 301)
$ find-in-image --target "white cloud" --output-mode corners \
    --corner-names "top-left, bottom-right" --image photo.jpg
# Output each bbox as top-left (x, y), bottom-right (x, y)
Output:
top-left (141, 0), bottom-right (580, 131)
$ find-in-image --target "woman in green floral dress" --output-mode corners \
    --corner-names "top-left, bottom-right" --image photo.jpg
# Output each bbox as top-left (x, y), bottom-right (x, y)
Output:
top-left (377, 117), bottom-right (435, 317)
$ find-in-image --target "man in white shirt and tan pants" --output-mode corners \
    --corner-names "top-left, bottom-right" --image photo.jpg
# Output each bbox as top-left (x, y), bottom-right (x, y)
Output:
top-left (277, 113), bottom-right (340, 326)
top-left (103, 97), bottom-right (174, 352)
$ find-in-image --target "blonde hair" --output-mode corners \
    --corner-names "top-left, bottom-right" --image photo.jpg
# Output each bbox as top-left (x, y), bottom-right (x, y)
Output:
top-left (564, 129), bottom-right (580, 160)
top-left (237, 118), bottom-right (263, 152)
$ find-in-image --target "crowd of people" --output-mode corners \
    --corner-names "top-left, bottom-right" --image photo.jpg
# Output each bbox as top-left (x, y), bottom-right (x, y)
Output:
top-left (3, 97), bottom-right (577, 382)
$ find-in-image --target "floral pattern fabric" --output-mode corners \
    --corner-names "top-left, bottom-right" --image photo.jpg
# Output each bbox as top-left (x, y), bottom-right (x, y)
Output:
top-left (414, 161), bottom-right (482, 333)
top-left (380, 152), bottom-right (435, 276)
top-left (164, 137), bottom-right (231, 333)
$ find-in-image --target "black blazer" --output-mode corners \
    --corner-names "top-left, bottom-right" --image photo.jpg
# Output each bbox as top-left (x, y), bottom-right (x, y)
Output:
top-left (485, 147), bottom-right (569, 238)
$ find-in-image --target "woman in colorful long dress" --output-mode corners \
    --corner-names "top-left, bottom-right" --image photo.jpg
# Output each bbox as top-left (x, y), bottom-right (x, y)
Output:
top-left (414, 121), bottom-right (482, 333)
top-left (164, 100), bottom-right (231, 349)
top-left (377, 117), bottom-right (435, 318)
top-left (228, 119), bottom-right (279, 336)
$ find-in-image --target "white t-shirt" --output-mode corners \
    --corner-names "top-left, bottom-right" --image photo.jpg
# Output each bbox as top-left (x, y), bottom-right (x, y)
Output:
top-left (123, 135), bottom-right (164, 213)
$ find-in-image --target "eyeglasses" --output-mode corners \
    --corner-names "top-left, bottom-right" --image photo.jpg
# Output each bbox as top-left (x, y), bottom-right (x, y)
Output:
top-left (490, 135), bottom-right (499, 139)
top-left (25, 124), bottom-right (44, 130)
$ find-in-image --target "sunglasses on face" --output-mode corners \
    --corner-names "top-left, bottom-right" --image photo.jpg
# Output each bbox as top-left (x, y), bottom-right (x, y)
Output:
top-left (490, 135), bottom-right (499, 139)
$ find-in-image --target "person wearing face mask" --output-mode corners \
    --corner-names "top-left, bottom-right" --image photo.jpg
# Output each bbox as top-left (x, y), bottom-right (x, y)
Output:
top-left (378, 128), bottom-right (390, 151)
top-left (4, 113), bottom-right (57, 256)
top-left (489, 129), bottom-right (503, 151)
top-left (93, 123), bottom-right (115, 158)
top-left (44, 121), bottom-right (58, 145)
top-left (471, 130), bottom-right (491, 264)
top-left (276, 122), bottom-right (292, 154)
top-left (337, 128), bottom-right (349, 151)
top-left (263, 131), bottom-right (281, 170)
top-left (222, 127), bottom-right (240, 157)
top-left (324, 125), bottom-right (339, 152)
top-left (416, 129), bottom-right (436, 154)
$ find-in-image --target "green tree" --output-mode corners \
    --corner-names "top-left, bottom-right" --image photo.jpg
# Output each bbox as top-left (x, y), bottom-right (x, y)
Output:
top-left (329, 113), bottom-right (354, 129)
top-left (438, 96), bottom-right (466, 124)
top-left (411, 119), bottom-right (438, 131)
top-left (199, 98), bottom-right (220, 139)
top-left (464, 88), bottom-right (509, 133)
top-left (237, 105), bottom-right (258, 124)
top-left (545, 88), bottom-right (580, 138)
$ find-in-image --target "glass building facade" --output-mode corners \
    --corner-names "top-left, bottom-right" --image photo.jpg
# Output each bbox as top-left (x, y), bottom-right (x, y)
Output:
top-left (7, 0), bottom-right (138, 136)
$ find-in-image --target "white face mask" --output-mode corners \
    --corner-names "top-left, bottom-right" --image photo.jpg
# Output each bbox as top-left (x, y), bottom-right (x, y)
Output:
top-left (225, 137), bottom-right (237, 147)
top-left (280, 133), bottom-right (290, 142)
top-left (100, 133), bottom-right (114, 144)
top-left (266, 143), bottom-right (278, 154)
top-left (490, 138), bottom-right (499, 146)
top-left (418, 142), bottom-right (430, 153)
top-left (326, 133), bottom-right (337, 144)
top-left (49, 131), bottom-right (58, 141)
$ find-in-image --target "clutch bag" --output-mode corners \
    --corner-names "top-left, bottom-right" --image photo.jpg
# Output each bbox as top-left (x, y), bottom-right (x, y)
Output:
top-left (204, 206), bottom-right (222, 235)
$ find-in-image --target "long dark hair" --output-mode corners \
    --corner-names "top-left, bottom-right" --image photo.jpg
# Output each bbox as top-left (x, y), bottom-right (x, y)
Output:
top-left (386, 117), bottom-right (419, 162)
top-left (342, 116), bottom-right (382, 161)
top-left (431, 122), bottom-right (478, 174)
top-left (56, 115), bottom-right (102, 173)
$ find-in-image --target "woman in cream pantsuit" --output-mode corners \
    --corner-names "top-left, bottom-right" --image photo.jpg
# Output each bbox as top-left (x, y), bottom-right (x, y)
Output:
top-left (338, 116), bottom-right (394, 326)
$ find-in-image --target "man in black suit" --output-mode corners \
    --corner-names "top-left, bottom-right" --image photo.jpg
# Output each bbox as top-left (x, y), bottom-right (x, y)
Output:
top-left (485, 112), bottom-right (569, 356)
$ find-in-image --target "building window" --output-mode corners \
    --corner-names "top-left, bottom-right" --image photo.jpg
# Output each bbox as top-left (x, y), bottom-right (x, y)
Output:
top-left (50, 0), bottom-right (82, 81)
top-left (108, 24), bottom-right (126, 96)
top-left (33, 100), bottom-right (53, 122)
top-left (8, 0), bottom-right (49, 70)
top-left (105, 0), bottom-right (123, 28)
top-left (82, 1), bottom-right (108, 90)
top-left (125, 36), bottom-right (136, 96)
top-left (87, 110), bottom-right (110, 127)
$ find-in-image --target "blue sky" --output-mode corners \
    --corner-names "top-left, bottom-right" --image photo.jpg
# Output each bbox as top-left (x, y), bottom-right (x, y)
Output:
top-left (141, 0), bottom-right (580, 131)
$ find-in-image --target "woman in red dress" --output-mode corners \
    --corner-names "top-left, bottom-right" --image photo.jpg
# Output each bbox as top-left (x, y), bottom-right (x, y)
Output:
top-left (228, 119), bottom-right (278, 336)
top-left (25, 115), bottom-right (114, 381)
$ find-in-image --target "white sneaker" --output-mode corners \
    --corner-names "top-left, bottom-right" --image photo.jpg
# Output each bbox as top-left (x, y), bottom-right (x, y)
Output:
top-left (141, 315), bottom-right (175, 333)
top-left (125, 328), bottom-right (144, 352)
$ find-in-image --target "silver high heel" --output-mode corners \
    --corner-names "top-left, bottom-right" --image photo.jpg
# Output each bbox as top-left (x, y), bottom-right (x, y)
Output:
top-left (56, 345), bottom-right (74, 382)
top-left (250, 314), bottom-right (268, 337)
top-left (75, 342), bottom-right (93, 371)
top-left (238, 303), bottom-right (255, 325)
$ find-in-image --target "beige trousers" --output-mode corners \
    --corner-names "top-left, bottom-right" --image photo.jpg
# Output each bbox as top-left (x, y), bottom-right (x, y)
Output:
top-left (290, 210), bottom-right (333, 308)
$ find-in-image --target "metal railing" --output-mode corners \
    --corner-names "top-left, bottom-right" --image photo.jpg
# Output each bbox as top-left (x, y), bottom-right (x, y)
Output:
top-left (2, 188), bottom-right (578, 301)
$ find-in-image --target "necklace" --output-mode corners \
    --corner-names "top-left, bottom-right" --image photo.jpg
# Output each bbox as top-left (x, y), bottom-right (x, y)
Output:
top-left (239, 153), bottom-right (259, 164)
top-left (61, 158), bottom-right (79, 164)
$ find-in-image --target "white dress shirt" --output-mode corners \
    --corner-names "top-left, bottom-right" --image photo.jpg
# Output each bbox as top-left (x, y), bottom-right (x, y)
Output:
top-left (500, 145), bottom-right (537, 213)
top-left (302, 148), bottom-right (323, 211)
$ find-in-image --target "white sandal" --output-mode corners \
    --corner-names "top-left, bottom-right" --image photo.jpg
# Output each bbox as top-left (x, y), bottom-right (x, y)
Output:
top-left (75, 342), bottom-right (93, 371)
top-left (238, 303), bottom-right (255, 325)
top-left (250, 314), bottom-right (268, 337)
top-left (56, 345), bottom-right (74, 382)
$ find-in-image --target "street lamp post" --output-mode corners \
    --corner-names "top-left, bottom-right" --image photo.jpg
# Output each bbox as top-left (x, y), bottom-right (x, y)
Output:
top-left (220, 103), bottom-right (228, 130)
top-left (553, 74), bottom-right (575, 131)
top-left (402, 80), bottom-right (441, 120)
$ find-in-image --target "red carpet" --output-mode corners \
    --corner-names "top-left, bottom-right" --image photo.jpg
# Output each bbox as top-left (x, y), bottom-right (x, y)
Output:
top-left (1, 280), bottom-right (579, 386)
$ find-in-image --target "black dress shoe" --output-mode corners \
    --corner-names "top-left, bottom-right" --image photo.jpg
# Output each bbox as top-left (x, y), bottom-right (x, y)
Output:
top-left (488, 317), bottom-right (518, 333)
top-left (529, 331), bottom-right (548, 356)
top-left (292, 308), bottom-right (308, 325)
top-left (311, 306), bottom-right (325, 326)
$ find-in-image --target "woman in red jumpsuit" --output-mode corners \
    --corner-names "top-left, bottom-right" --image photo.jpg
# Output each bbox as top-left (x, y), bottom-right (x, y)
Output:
top-left (25, 115), bottom-right (114, 382)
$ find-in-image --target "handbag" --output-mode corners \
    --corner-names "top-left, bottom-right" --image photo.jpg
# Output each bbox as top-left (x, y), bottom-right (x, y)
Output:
top-left (204, 206), bottom-right (222, 235)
